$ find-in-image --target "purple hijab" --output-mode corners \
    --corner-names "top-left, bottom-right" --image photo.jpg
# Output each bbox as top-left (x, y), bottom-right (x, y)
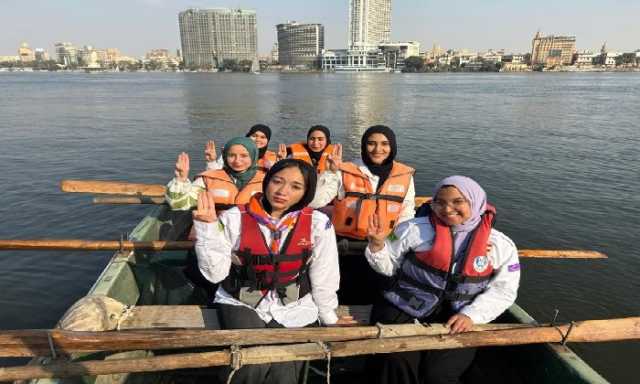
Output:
top-left (433, 175), bottom-right (488, 258)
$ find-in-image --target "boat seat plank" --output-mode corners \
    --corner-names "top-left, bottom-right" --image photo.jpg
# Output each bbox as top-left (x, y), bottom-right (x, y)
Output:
top-left (119, 306), bottom-right (220, 330)
top-left (119, 305), bottom-right (372, 330)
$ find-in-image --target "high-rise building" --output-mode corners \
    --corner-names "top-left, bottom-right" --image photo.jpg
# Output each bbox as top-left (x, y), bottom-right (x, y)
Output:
top-left (277, 21), bottom-right (324, 68)
top-left (348, 0), bottom-right (392, 51)
top-left (531, 31), bottom-right (576, 67)
top-left (54, 42), bottom-right (78, 66)
top-left (178, 8), bottom-right (257, 68)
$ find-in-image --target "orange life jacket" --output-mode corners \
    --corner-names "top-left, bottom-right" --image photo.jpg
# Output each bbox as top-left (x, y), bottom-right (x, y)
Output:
top-left (289, 142), bottom-right (334, 173)
top-left (258, 150), bottom-right (277, 171)
top-left (197, 169), bottom-right (265, 211)
top-left (333, 161), bottom-right (414, 240)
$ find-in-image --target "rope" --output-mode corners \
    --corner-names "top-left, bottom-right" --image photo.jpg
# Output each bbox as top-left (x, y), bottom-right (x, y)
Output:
top-left (226, 345), bottom-right (243, 384)
top-left (316, 341), bottom-right (332, 384)
top-left (375, 322), bottom-right (387, 338)
top-left (116, 304), bottom-right (135, 331)
top-left (47, 331), bottom-right (57, 359)
top-left (561, 321), bottom-right (576, 345)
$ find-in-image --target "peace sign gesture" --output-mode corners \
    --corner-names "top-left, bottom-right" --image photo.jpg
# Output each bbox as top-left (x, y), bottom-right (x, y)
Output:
top-left (204, 140), bottom-right (217, 162)
top-left (327, 143), bottom-right (343, 172)
top-left (277, 143), bottom-right (288, 161)
top-left (175, 152), bottom-right (190, 182)
top-left (192, 191), bottom-right (218, 223)
top-left (367, 211), bottom-right (389, 253)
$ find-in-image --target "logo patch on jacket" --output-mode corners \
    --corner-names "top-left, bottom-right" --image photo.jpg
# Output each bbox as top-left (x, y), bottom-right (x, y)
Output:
top-left (472, 255), bottom-right (490, 273)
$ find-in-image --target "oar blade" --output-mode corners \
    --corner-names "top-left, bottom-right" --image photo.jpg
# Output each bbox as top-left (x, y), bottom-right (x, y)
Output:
top-left (60, 180), bottom-right (166, 197)
top-left (518, 249), bottom-right (607, 259)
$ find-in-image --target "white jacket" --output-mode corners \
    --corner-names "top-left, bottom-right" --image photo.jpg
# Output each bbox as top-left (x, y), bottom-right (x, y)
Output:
top-left (309, 159), bottom-right (416, 224)
top-left (194, 208), bottom-right (340, 326)
top-left (365, 217), bottom-right (520, 324)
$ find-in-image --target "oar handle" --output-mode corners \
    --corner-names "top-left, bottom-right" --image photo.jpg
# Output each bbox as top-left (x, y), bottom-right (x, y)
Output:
top-left (93, 196), bottom-right (166, 205)
top-left (61, 180), bottom-right (166, 197)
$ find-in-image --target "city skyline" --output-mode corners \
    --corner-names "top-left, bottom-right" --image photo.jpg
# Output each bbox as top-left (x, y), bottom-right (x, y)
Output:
top-left (1, 0), bottom-right (639, 57)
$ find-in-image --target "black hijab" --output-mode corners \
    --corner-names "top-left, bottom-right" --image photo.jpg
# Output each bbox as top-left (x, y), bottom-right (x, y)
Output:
top-left (361, 125), bottom-right (397, 191)
top-left (305, 125), bottom-right (331, 165)
top-left (246, 124), bottom-right (272, 159)
top-left (261, 159), bottom-right (318, 215)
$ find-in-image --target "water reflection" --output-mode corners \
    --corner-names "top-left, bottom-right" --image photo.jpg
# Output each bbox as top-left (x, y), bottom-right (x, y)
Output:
top-left (341, 73), bottom-right (394, 157)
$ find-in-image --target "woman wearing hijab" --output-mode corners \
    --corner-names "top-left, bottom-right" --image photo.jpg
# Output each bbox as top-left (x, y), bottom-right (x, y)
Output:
top-left (206, 124), bottom-right (277, 171)
top-left (192, 159), bottom-right (357, 384)
top-left (365, 176), bottom-right (521, 384)
top-left (310, 125), bottom-right (416, 238)
top-left (166, 137), bottom-right (264, 211)
top-left (309, 125), bottom-right (415, 303)
top-left (278, 125), bottom-right (335, 173)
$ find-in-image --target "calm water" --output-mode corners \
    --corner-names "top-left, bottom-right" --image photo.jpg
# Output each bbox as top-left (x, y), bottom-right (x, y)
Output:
top-left (0, 72), bottom-right (638, 382)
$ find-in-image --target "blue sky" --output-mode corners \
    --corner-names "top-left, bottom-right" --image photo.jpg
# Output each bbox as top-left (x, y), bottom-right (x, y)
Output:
top-left (2, 0), bottom-right (639, 57)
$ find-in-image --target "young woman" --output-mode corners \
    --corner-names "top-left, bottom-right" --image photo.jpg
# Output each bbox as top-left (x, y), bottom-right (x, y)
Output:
top-left (166, 137), bottom-right (264, 211)
top-left (365, 175), bottom-right (521, 384)
top-left (310, 125), bottom-right (416, 239)
top-left (192, 159), bottom-right (356, 384)
top-left (206, 124), bottom-right (277, 171)
top-left (277, 125), bottom-right (335, 173)
top-left (308, 125), bottom-right (416, 303)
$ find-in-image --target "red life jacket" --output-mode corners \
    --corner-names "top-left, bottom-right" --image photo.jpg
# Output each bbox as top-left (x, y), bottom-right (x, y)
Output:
top-left (416, 204), bottom-right (496, 279)
top-left (384, 204), bottom-right (496, 318)
top-left (221, 205), bottom-right (314, 306)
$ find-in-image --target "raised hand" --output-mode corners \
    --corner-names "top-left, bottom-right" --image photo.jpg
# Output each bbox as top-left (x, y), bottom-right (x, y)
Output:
top-left (192, 191), bottom-right (217, 223)
top-left (276, 143), bottom-right (287, 161)
top-left (204, 140), bottom-right (217, 162)
top-left (175, 152), bottom-right (190, 182)
top-left (327, 143), bottom-right (343, 172)
top-left (367, 211), bottom-right (388, 252)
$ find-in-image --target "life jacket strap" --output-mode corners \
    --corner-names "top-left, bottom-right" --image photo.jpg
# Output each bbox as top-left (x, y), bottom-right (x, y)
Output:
top-left (344, 191), bottom-right (405, 203)
top-left (449, 272), bottom-right (494, 284)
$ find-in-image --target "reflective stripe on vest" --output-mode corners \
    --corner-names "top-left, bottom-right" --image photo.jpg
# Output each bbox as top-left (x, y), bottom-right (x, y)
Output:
top-left (197, 169), bottom-right (265, 207)
top-left (333, 161), bottom-right (414, 240)
top-left (221, 205), bottom-right (314, 307)
top-left (384, 205), bottom-right (496, 318)
top-left (289, 143), bottom-right (334, 173)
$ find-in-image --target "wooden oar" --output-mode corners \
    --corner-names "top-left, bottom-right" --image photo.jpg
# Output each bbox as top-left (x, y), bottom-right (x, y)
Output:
top-left (60, 180), bottom-right (166, 197)
top-left (0, 323), bottom-right (530, 357)
top-left (61, 179), bottom-right (433, 206)
top-left (0, 240), bottom-right (193, 251)
top-left (0, 240), bottom-right (608, 258)
top-left (93, 196), bottom-right (166, 205)
top-left (0, 317), bottom-right (638, 381)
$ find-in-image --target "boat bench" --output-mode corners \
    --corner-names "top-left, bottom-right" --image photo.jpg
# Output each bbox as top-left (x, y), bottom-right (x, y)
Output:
top-left (118, 305), bottom-right (373, 330)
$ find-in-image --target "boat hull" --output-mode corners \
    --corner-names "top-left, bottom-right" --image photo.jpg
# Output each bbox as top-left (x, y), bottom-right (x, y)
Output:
top-left (26, 205), bottom-right (608, 384)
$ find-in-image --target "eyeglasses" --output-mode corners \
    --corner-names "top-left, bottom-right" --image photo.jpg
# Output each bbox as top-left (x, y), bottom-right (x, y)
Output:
top-left (431, 198), bottom-right (469, 210)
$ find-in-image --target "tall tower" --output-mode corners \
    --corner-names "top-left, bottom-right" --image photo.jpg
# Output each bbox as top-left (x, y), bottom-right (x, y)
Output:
top-left (179, 8), bottom-right (257, 68)
top-left (348, 0), bottom-right (392, 51)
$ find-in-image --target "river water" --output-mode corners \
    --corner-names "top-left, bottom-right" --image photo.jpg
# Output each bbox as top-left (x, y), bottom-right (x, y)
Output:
top-left (0, 72), bottom-right (638, 383)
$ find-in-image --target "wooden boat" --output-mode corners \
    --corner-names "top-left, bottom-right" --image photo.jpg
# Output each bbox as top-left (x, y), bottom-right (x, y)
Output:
top-left (23, 204), bottom-right (609, 384)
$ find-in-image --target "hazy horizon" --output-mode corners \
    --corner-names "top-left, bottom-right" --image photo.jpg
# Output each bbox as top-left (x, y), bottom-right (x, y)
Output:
top-left (2, 0), bottom-right (639, 58)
